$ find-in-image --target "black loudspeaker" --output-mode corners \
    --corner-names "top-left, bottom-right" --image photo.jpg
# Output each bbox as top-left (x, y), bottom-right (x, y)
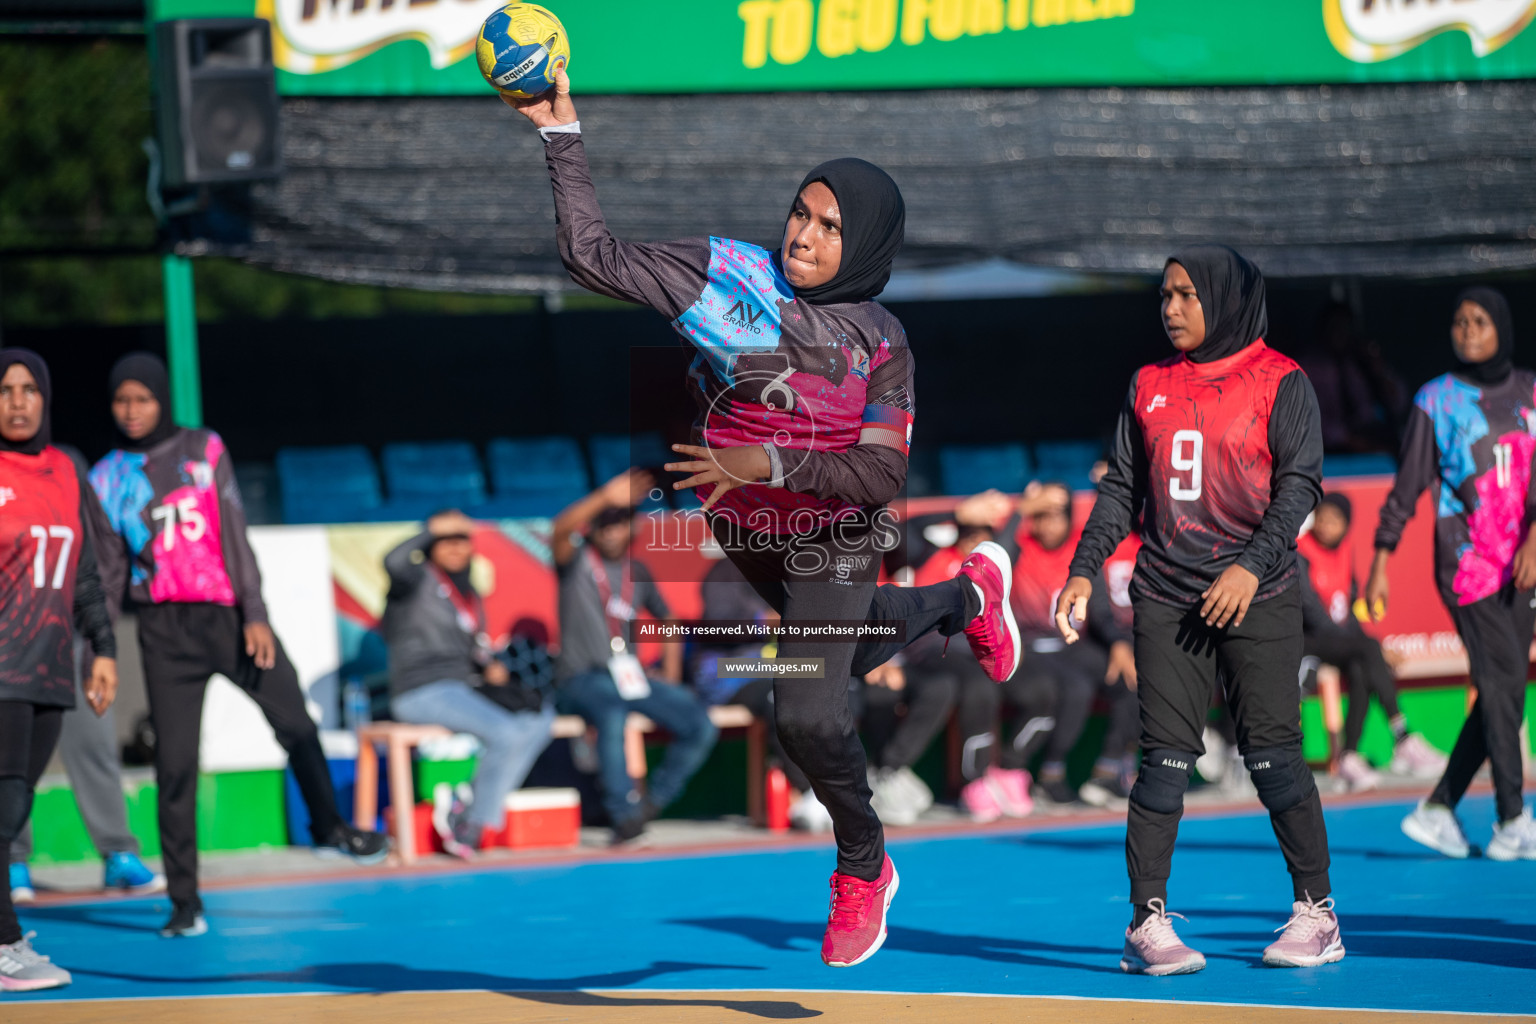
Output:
top-left (155, 18), bottom-right (282, 187)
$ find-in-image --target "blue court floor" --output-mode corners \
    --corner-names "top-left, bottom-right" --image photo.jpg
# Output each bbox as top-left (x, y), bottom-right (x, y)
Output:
top-left (8, 794), bottom-right (1535, 1016)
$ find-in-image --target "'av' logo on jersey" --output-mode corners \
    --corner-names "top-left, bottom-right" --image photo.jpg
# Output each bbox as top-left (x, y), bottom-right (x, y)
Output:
top-left (723, 300), bottom-right (767, 335)
top-left (1145, 394), bottom-right (1167, 413)
top-left (0, 487), bottom-right (15, 507)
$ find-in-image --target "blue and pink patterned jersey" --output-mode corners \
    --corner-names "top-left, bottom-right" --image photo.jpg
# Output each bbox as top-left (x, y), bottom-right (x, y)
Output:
top-left (544, 134), bottom-right (914, 535)
top-left (1376, 370), bottom-right (1536, 607)
top-left (90, 428), bottom-right (269, 621)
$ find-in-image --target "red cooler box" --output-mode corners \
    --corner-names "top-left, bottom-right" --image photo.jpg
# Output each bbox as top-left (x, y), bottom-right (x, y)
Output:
top-left (489, 788), bottom-right (581, 849)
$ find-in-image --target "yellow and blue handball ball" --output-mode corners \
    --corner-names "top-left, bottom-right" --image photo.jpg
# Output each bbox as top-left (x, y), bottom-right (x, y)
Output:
top-left (475, 3), bottom-right (570, 99)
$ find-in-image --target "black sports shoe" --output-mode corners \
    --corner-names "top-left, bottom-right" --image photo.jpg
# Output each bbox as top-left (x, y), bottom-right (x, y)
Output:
top-left (316, 822), bottom-right (390, 865)
top-left (1035, 776), bottom-right (1079, 805)
top-left (159, 901), bottom-right (208, 938)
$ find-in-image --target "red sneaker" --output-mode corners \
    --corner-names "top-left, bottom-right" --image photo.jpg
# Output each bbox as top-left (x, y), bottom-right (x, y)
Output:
top-left (821, 854), bottom-right (900, 967)
top-left (957, 541), bottom-right (1020, 682)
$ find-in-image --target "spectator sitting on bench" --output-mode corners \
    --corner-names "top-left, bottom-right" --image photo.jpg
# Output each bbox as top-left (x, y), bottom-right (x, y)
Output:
top-left (552, 470), bottom-right (719, 845)
top-left (384, 510), bottom-right (556, 859)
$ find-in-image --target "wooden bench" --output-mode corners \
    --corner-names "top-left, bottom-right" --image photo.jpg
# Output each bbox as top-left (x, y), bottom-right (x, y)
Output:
top-left (354, 705), bottom-right (765, 864)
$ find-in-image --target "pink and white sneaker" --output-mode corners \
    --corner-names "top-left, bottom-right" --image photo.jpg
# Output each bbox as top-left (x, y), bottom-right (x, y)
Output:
top-left (956, 541), bottom-right (1021, 683)
top-left (1388, 733), bottom-right (1449, 779)
top-left (821, 853), bottom-right (899, 967)
top-left (823, 859), bottom-right (897, 970)
top-left (960, 776), bottom-right (1004, 823)
top-left (1120, 898), bottom-right (1206, 976)
top-left (988, 766), bottom-right (1034, 817)
top-left (1336, 751), bottom-right (1380, 793)
top-left (1263, 895), bottom-right (1345, 967)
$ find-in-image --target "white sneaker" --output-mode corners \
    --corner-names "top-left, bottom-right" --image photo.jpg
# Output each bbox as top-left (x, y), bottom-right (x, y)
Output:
top-left (869, 768), bottom-right (920, 827)
top-left (891, 766), bottom-right (934, 815)
top-left (0, 933), bottom-right (71, 992)
top-left (1388, 734), bottom-right (1449, 779)
top-left (790, 790), bottom-right (833, 833)
top-left (1401, 801), bottom-right (1471, 858)
top-left (1336, 751), bottom-right (1380, 793)
top-left (1487, 807), bottom-right (1536, 861)
top-left (1195, 727), bottom-right (1229, 784)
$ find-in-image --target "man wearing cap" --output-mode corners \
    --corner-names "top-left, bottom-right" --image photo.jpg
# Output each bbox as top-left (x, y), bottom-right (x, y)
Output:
top-left (551, 470), bottom-right (718, 845)
top-left (385, 509), bottom-right (557, 858)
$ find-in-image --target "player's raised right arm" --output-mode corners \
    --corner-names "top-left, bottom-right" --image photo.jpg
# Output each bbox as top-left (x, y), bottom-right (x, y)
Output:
top-left (505, 71), bottom-right (709, 319)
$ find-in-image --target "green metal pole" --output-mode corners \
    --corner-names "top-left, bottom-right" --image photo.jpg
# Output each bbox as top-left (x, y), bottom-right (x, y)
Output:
top-left (161, 251), bottom-right (203, 428)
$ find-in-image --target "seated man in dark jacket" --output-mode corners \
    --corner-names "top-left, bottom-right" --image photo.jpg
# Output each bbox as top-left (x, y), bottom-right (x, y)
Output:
top-left (385, 510), bottom-right (555, 858)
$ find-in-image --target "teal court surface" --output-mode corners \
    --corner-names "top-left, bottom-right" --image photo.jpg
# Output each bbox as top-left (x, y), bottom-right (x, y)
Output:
top-left (5, 793), bottom-right (1534, 1023)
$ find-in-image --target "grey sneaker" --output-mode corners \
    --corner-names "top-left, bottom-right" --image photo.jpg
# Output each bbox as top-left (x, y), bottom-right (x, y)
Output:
top-left (0, 933), bottom-right (71, 991)
top-left (1388, 733), bottom-right (1448, 779)
top-left (1263, 896), bottom-right (1345, 967)
top-left (1487, 807), bottom-right (1536, 861)
top-left (1401, 801), bottom-right (1472, 858)
top-left (1120, 898), bottom-right (1206, 976)
top-left (891, 766), bottom-right (934, 815)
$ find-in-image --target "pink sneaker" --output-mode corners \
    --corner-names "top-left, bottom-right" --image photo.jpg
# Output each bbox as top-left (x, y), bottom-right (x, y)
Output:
top-left (1336, 751), bottom-right (1380, 793)
top-left (956, 541), bottom-right (1020, 683)
top-left (1388, 733), bottom-right (1448, 779)
top-left (821, 854), bottom-right (899, 967)
top-left (961, 776), bottom-right (1003, 823)
top-left (987, 766), bottom-right (1034, 817)
top-left (1120, 898), bottom-right (1206, 976)
top-left (1263, 895), bottom-right (1345, 967)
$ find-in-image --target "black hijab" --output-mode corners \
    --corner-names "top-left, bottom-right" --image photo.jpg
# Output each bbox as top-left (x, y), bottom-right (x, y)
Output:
top-left (109, 352), bottom-right (181, 452)
top-left (1166, 245), bottom-right (1269, 364)
top-left (0, 347), bottom-right (52, 456)
top-left (1452, 286), bottom-right (1515, 386)
top-left (782, 158), bottom-right (905, 306)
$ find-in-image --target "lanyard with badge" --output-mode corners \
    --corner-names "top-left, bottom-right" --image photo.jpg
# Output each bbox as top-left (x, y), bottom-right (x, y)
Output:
top-left (430, 566), bottom-right (493, 665)
top-left (587, 546), bottom-right (650, 700)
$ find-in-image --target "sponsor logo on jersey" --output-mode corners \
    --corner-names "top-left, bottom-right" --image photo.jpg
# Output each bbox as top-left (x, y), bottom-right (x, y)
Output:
top-left (1326, 0), bottom-right (1536, 62)
top-left (0, 486), bottom-right (15, 507)
top-left (723, 300), bottom-right (768, 334)
top-left (831, 554), bottom-right (873, 581)
top-left (260, 0), bottom-right (507, 75)
top-left (1145, 394), bottom-right (1167, 413)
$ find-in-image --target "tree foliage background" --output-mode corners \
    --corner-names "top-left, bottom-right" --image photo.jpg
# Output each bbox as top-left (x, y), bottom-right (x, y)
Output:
top-left (0, 35), bottom-right (542, 327)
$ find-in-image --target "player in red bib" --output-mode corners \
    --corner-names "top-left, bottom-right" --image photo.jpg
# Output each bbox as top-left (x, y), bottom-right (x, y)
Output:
top-left (1296, 493), bottom-right (1445, 791)
top-left (0, 350), bottom-right (119, 991)
top-left (1057, 246), bottom-right (1342, 973)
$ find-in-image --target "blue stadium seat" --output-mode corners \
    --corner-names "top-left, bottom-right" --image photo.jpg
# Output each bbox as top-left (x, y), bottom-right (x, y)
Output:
top-left (1033, 439), bottom-right (1103, 493)
top-left (1323, 452), bottom-right (1398, 479)
top-left (477, 436), bottom-right (589, 518)
top-left (382, 441), bottom-right (487, 511)
top-left (589, 433), bottom-right (668, 511)
top-left (939, 443), bottom-right (1032, 496)
top-left (275, 446), bottom-right (382, 524)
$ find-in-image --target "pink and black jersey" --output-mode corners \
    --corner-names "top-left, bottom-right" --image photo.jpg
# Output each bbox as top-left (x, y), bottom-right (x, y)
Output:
top-left (0, 446), bottom-right (117, 706)
top-left (1070, 341), bottom-right (1324, 606)
top-left (544, 134), bottom-right (914, 534)
top-left (90, 428), bottom-right (268, 623)
top-left (1375, 370), bottom-right (1536, 607)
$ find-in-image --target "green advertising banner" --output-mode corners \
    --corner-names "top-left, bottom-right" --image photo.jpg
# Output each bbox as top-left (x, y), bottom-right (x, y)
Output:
top-left (149, 0), bottom-right (1536, 96)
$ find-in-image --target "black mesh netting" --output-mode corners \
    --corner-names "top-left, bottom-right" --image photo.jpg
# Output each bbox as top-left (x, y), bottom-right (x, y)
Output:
top-left (200, 79), bottom-right (1536, 290)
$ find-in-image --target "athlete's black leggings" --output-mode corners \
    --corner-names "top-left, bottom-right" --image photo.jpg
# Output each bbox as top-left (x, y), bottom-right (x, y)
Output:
top-left (139, 603), bottom-right (343, 911)
top-left (1433, 585), bottom-right (1536, 823)
top-left (713, 514), bottom-right (976, 880)
top-left (0, 702), bottom-right (64, 945)
top-left (1304, 619), bottom-right (1400, 753)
